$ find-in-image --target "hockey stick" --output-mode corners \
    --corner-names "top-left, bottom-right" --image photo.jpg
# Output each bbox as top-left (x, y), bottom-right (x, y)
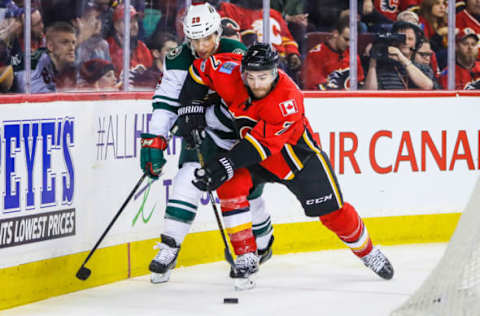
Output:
top-left (76, 172), bottom-right (147, 281)
top-left (76, 128), bottom-right (178, 281)
top-left (191, 130), bottom-right (235, 267)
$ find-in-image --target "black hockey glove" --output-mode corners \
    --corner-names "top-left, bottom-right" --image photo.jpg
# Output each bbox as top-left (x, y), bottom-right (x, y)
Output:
top-left (177, 100), bottom-right (207, 148)
top-left (192, 156), bottom-right (235, 191)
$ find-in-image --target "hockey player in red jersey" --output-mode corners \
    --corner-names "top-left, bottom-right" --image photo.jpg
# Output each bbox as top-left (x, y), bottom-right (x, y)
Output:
top-left (177, 43), bottom-right (394, 289)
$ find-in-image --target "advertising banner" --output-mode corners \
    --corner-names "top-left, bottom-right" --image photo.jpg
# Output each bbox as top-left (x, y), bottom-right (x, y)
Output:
top-left (0, 95), bottom-right (478, 269)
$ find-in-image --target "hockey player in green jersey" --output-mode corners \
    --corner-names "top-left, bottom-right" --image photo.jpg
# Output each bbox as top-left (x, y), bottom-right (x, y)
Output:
top-left (140, 2), bottom-right (274, 285)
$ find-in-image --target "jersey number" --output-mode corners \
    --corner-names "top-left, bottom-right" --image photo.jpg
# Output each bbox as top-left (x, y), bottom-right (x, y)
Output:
top-left (275, 121), bottom-right (294, 136)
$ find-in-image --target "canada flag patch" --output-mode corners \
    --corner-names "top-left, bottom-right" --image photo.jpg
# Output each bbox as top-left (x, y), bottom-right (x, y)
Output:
top-left (279, 99), bottom-right (298, 116)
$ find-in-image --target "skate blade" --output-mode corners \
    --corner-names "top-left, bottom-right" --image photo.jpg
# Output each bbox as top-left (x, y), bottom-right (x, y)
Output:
top-left (234, 275), bottom-right (256, 291)
top-left (150, 270), bottom-right (172, 284)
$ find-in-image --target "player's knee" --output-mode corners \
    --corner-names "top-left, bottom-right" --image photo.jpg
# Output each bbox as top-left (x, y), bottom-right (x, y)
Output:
top-left (171, 162), bottom-right (204, 202)
top-left (217, 168), bottom-right (252, 199)
top-left (303, 198), bottom-right (342, 217)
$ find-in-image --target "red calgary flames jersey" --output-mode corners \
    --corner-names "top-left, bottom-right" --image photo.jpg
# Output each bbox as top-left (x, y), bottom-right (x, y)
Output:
top-left (190, 53), bottom-right (320, 180)
top-left (302, 42), bottom-right (365, 90)
top-left (456, 10), bottom-right (480, 36)
top-left (217, 2), bottom-right (299, 57)
top-left (439, 62), bottom-right (480, 89)
top-left (456, 10), bottom-right (480, 60)
top-left (374, 0), bottom-right (419, 21)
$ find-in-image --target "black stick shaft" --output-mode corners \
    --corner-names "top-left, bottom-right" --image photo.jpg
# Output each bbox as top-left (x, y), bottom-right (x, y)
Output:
top-left (79, 173), bottom-right (147, 267)
top-left (192, 130), bottom-right (235, 266)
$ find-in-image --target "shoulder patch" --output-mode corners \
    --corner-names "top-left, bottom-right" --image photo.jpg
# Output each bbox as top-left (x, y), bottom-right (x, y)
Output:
top-left (232, 48), bottom-right (246, 55)
top-left (167, 45), bottom-right (183, 60)
top-left (278, 99), bottom-right (298, 117)
top-left (219, 61), bottom-right (238, 74)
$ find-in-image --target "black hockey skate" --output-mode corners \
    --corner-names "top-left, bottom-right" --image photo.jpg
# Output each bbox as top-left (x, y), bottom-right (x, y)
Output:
top-left (149, 234), bottom-right (180, 284)
top-left (361, 247), bottom-right (394, 280)
top-left (258, 235), bottom-right (274, 265)
top-left (229, 252), bottom-right (259, 290)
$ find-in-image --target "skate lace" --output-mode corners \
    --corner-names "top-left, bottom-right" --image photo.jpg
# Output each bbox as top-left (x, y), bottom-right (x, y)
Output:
top-left (153, 242), bottom-right (177, 264)
top-left (363, 248), bottom-right (387, 272)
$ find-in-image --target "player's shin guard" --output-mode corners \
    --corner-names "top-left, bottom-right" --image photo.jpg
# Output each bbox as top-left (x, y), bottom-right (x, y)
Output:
top-left (319, 202), bottom-right (394, 280)
top-left (250, 197), bottom-right (274, 265)
top-left (217, 169), bottom-right (257, 255)
top-left (163, 163), bottom-right (204, 245)
top-left (220, 196), bottom-right (256, 255)
top-left (319, 202), bottom-right (373, 258)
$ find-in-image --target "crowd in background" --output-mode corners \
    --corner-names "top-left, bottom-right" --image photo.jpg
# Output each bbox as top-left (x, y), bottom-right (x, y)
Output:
top-left (0, 0), bottom-right (479, 93)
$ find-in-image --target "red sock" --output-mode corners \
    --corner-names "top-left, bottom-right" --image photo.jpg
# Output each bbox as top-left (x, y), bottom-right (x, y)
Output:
top-left (228, 228), bottom-right (257, 255)
top-left (319, 202), bottom-right (373, 257)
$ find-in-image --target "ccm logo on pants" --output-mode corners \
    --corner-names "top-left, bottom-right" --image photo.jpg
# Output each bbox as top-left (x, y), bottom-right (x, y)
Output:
top-left (305, 194), bottom-right (333, 205)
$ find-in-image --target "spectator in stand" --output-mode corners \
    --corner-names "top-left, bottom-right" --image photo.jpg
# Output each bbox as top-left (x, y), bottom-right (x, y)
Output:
top-left (30, 21), bottom-right (77, 93)
top-left (130, 0), bottom-right (146, 41)
top-left (94, 0), bottom-right (115, 38)
top-left (364, 21), bottom-right (435, 90)
top-left (107, 4), bottom-right (153, 85)
top-left (397, 10), bottom-right (420, 25)
top-left (79, 58), bottom-right (119, 91)
top-left (419, 0), bottom-right (448, 42)
top-left (440, 29), bottom-right (480, 89)
top-left (413, 37), bottom-right (441, 88)
top-left (414, 38), bottom-right (440, 78)
top-left (418, 0), bottom-right (448, 68)
top-left (361, 0), bottom-right (419, 32)
top-left (221, 17), bottom-right (242, 42)
top-left (130, 31), bottom-right (177, 89)
top-left (396, 11), bottom-right (442, 80)
top-left (217, 0), bottom-right (302, 76)
top-left (271, 0), bottom-right (308, 53)
top-left (0, 39), bottom-right (17, 92)
top-left (302, 15), bottom-right (364, 90)
top-left (0, 3), bottom-right (45, 71)
top-left (73, 2), bottom-right (111, 66)
top-left (457, 0), bottom-right (480, 57)
top-left (16, 7), bottom-right (45, 52)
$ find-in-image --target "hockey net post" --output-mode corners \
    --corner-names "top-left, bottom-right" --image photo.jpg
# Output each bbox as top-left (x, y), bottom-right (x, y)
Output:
top-left (391, 177), bottom-right (480, 316)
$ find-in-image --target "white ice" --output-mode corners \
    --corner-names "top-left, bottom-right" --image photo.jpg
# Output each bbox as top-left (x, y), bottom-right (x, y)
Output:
top-left (3, 243), bottom-right (446, 316)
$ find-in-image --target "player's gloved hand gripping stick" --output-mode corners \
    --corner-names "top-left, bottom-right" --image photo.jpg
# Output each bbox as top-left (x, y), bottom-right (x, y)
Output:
top-left (76, 127), bottom-right (178, 281)
top-left (191, 129), bottom-right (236, 269)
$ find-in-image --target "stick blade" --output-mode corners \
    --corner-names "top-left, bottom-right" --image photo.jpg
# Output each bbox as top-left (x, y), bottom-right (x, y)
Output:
top-left (76, 266), bottom-right (91, 281)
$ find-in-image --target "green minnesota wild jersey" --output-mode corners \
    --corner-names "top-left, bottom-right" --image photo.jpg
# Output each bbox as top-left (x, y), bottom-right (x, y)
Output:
top-left (149, 38), bottom-right (246, 151)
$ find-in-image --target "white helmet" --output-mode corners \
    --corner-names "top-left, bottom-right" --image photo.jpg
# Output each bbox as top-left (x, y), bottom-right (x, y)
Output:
top-left (183, 3), bottom-right (222, 40)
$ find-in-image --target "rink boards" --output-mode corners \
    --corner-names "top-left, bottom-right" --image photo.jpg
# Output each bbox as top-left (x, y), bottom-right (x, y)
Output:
top-left (0, 91), bottom-right (479, 309)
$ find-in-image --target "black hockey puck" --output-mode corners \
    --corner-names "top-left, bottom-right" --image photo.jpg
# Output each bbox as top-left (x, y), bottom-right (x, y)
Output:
top-left (223, 297), bottom-right (239, 304)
